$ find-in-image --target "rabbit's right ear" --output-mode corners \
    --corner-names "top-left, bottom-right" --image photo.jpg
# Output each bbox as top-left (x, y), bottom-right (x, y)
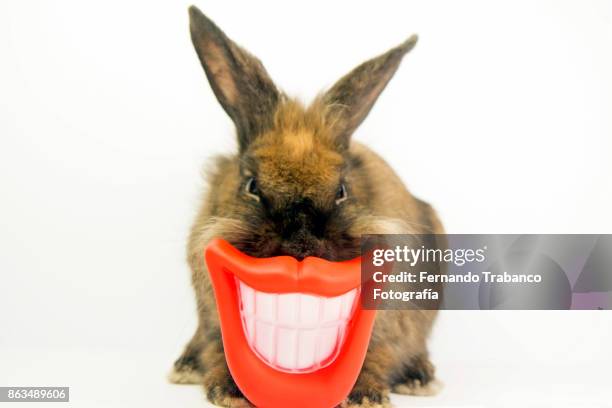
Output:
top-left (189, 6), bottom-right (280, 152)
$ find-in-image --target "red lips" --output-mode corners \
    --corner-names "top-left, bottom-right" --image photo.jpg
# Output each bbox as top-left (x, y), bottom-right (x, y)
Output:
top-left (204, 238), bottom-right (377, 408)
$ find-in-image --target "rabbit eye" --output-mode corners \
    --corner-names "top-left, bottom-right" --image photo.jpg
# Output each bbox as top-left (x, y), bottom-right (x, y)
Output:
top-left (335, 183), bottom-right (348, 205)
top-left (245, 177), bottom-right (260, 201)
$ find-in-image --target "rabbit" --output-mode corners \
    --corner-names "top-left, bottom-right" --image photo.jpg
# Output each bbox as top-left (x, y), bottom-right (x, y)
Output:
top-left (169, 6), bottom-right (444, 408)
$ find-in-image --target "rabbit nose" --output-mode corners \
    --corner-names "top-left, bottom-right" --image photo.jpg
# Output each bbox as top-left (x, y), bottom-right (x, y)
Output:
top-left (278, 235), bottom-right (325, 260)
top-left (271, 198), bottom-right (329, 258)
top-left (276, 198), bottom-right (327, 239)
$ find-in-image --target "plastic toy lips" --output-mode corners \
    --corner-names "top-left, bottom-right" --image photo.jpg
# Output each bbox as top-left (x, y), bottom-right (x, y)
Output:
top-left (205, 239), bottom-right (377, 408)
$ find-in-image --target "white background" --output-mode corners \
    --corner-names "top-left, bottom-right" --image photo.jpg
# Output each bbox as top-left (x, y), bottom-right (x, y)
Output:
top-left (1, 1), bottom-right (611, 407)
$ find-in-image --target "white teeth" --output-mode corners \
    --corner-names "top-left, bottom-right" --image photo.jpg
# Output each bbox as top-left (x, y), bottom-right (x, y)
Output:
top-left (237, 279), bottom-right (358, 373)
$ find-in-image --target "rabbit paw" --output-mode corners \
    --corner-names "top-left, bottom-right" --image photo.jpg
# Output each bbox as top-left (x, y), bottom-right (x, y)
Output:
top-left (392, 378), bottom-right (442, 396)
top-left (168, 350), bottom-right (204, 385)
top-left (341, 388), bottom-right (391, 408)
top-left (203, 364), bottom-right (252, 407)
top-left (206, 385), bottom-right (252, 408)
top-left (391, 355), bottom-right (441, 396)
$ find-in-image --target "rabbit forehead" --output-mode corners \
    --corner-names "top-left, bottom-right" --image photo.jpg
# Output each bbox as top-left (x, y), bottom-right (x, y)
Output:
top-left (249, 131), bottom-right (344, 198)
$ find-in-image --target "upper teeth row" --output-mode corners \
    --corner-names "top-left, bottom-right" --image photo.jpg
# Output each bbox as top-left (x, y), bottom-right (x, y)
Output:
top-left (238, 281), bottom-right (356, 328)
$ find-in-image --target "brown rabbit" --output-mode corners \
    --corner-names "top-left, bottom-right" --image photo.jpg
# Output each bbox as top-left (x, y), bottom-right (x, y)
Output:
top-left (169, 6), bottom-right (444, 407)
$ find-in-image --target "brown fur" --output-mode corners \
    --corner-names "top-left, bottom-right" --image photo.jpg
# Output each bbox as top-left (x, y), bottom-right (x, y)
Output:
top-left (171, 6), bottom-right (444, 407)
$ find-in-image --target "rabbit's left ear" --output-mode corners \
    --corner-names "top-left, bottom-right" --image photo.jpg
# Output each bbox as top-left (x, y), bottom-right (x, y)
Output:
top-left (323, 35), bottom-right (418, 148)
top-left (189, 6), bottom-right (280, 152)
